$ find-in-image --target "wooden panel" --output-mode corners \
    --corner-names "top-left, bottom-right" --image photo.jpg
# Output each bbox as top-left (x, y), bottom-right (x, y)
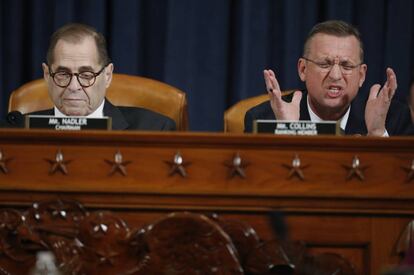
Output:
top-left (308, 247), bottom-right (367, 274)
top-left (0, 129), bottom-right (413, 274)
top-left (370, 218), bottom-right (412, 274)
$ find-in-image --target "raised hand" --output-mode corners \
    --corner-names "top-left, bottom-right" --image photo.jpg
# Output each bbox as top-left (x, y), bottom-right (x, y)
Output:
top-left (264, 69), bottom-right (302, 120)
top-left (365, 67), bottom-right (397, 136)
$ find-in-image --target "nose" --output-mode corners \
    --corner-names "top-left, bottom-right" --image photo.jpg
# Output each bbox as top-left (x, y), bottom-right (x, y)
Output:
top-left (328, 63), bottom-right (343, 80)
top-left (67, 74), bottom-right (82, 91)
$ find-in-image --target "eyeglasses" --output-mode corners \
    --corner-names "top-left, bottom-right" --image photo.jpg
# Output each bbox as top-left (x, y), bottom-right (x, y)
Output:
top-left (48, 64), bottom-right (108, 88)
top-left (302, 57), bottom-right (362, 75)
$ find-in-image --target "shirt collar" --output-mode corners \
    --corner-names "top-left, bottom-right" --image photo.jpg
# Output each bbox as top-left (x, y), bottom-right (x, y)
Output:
top-left (54, 100), bottom-right (105, 118)
top-left (307, 96), bottom-right (350, 131)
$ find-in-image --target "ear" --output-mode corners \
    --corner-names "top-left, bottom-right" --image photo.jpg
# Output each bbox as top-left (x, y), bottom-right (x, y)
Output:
top-left (358, 64), bottom-right (367, 88)
top-left (297, 58), bottom-right (307, 82)
top-left (42, 63), bottom-right (49, 82)
top-left (104, 63), bottom-right (114, 88)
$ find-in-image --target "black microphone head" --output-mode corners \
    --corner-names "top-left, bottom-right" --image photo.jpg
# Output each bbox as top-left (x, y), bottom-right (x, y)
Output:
top-left (5, 111), bottom-right (24, 127)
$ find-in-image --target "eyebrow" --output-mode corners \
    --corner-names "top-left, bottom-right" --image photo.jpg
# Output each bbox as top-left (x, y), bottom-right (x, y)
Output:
top-left (318, 57), bottom-right (356, 63)
top-left (54, 66), bottom-right (71, 72)
top-left (53, 65), bottom-right (96, 72)
top-left (78, 66), bottom-right (95, 72)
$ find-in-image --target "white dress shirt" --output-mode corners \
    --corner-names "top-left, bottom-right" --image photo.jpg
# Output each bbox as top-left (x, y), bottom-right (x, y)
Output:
top-left (54, 100), bottom-right (105, 118)
top-left (306, 97), bottom-right (388, 136)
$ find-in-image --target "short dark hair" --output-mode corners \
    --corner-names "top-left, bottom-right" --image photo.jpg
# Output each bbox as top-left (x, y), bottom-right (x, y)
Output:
top-left (46, 23), bottom-right (110, 66)
top-left (303, 20), bottom-right (364, 62)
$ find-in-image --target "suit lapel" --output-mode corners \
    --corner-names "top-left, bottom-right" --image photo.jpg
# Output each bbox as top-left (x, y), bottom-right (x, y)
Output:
top-left (30, 109), bottom-right (54, 116)
top-left (103, 99), bottom-right (129, 130)
top-left (299, 92), bottom-right (311, 120)
top-left (345, 96), bottom-right (367, 135)
top-left (300, 91), bottom-right (367, 135)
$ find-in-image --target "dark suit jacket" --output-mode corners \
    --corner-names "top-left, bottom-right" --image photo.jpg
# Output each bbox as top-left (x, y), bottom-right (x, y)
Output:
top-left (28, 99), bottom-right (176, 131)
top-left (244, 91), bottom-right (413, 136)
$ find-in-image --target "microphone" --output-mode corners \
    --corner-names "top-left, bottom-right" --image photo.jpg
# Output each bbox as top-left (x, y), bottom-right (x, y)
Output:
top-left (4, 111), bottom-right (24, 127)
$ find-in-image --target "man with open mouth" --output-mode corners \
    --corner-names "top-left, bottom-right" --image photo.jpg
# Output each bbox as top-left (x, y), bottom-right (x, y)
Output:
top-left (245, 20), bottom-right (413, 136)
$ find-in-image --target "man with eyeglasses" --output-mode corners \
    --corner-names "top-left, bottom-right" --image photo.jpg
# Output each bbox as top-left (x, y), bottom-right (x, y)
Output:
top-left (30, 23), bottom-right (176, 130)
top-left (244, 20), bottom-right (413, 136)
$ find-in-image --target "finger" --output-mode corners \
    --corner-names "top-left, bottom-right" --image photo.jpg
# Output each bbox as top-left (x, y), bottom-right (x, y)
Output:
top-left (264, 69), bottom-right (281, 93)
top-left (264, 71), bottom-right (283, 107)
top-left (268, 86), bottom-right (283, 106)
top-left (271, 96), bottom-right (284, 110)
top-left (291, 90), bottom-right (302, 106)
top-left (268, 69), bottom-right (281, 92)
top-left (386, 67), bottom-right (397, 88)
top-left (263, 70), bottom-right (274, 92)
top-left (377, 68), bottom-right (396, 101)
top-left (386, 67), bottom-right (397, 97)
top-left (369, 84), bottom-right (381, 100)
top-left (267, 69), bottom-right (276, 79)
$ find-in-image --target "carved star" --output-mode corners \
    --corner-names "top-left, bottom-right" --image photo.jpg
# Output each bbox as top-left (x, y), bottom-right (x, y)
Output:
top-left (282, 153), bottom-right (309, 181)
top-left (45, 149), bottom-right (71, 175)
top-left (224, 152), bottom-right (249, 179)
top-left (165, 151), bottom-right (190, 177)
top-left (343, 155), bottom-right (368, 181)
top-left (0, 150), bottom-right (12, 174)
top-left (105, 150), bottom-right (132, 176)
top-left (402, 159), bottom-right (414, 183)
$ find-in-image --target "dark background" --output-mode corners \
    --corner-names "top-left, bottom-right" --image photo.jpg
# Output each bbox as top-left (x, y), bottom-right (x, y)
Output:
top-left (1, 0), bottom-right (413, 131)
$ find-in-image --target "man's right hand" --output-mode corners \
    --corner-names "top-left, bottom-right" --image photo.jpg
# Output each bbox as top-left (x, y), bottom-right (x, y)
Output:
top-left (264, 69), bottom-right (302, 121)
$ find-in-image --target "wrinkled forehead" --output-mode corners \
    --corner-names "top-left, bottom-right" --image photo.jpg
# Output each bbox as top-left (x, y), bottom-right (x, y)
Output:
top-left (51, 37), bottom-right (100, 69)
top-left (306, 33), bottom-right (363, 62)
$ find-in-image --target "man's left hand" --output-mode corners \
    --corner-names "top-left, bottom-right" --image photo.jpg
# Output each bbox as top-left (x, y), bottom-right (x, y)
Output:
top-left (365, 67), bottom-right (397, 136)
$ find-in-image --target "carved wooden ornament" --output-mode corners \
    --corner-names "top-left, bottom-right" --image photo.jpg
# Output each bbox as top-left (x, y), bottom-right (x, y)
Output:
top-left (165, 151), bottom-right (190, 177)
top-left (402, 159), bottom-right (414, 183)
top-left (0, 199), bottom-right (358, 275)
top-left (283, 153), bottom-right (309, 181)
top-left (224, 152), bottom-right (249, 179)
top-left (105, 150), bottom-right (132, 176)
top-left (343, 155), bottom-right (368, 181)
top-left (45, 149), bottom-right (71, 175)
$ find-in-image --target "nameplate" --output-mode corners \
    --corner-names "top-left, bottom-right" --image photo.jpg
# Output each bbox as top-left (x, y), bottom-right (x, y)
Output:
top-left (253, 120), bottom-right (340, 135)
top-left (25, 115), bottom-right (112, 130)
